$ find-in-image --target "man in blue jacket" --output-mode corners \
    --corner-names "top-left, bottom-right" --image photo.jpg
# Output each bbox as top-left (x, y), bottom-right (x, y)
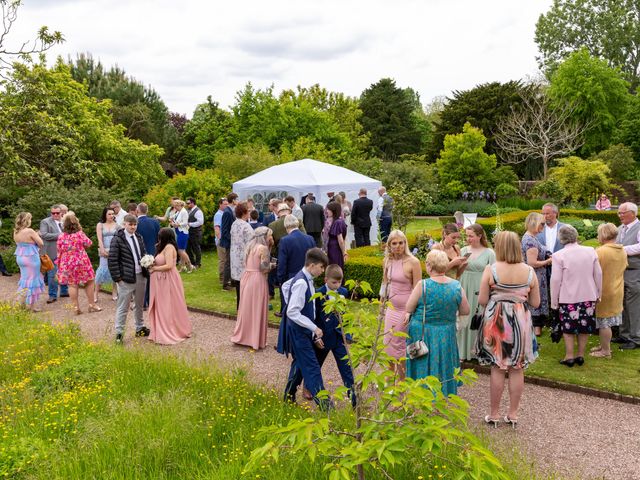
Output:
top-left (219, 193), bottom-right (239, 290)
top-left (136, 202), bottom-right (160, 308)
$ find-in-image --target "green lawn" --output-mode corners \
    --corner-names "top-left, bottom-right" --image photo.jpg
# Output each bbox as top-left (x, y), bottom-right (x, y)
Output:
top-left (405, 217), bottom-right (441, 236)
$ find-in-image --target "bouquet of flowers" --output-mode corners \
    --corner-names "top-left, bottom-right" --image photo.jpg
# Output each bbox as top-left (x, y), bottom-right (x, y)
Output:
top-left (140, 254), bottom-right (155, 269)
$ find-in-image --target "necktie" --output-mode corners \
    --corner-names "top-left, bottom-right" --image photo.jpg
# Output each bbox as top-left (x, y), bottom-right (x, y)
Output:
top-left (131, 235), bottom-right (141, 263)
top-left (57, 222), bottom-right (62, 232)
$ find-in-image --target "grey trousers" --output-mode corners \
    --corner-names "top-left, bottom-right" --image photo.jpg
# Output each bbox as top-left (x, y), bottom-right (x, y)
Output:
top-left (115, 274), bottom-right (147, 335)
top-left (621, 272), bottom-right (640, 344)
top-left (218, 246), bottom-right (230, 285)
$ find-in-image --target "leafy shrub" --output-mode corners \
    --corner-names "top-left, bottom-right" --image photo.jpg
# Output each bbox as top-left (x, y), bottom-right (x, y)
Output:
top-left (387, 184), bottom-right (432, 232)
top-left (144, 168), bottom-right (230, 246)
top-left (548, 156), bottom-right (618, 204)
top-left (0, 246), bottom-right (18, 273)
top-left (495, 183), bottom-right (518, 197)
top-left (562, 217), bottom-right (604, 241)
top-left (530, 179), bottom-right (565, 204)
top-left (590, 143), bottom-right (637, 183)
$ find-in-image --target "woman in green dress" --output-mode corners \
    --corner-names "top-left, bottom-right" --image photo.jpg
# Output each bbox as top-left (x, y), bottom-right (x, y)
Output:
top-left (404, 250), bottom-right (470, 396)
top-left (458, 224), bottom-right (495, 361)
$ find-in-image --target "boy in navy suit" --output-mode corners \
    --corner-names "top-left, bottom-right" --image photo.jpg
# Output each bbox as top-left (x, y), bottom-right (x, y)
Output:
top-left (277, 248), bottom-right (330, 410)
top-left (314, 264), bottom-right (356, 407)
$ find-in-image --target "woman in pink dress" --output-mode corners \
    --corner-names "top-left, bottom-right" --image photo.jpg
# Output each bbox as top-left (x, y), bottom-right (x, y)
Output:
top-left (231, 227), bottom-right (273, 350)
top-left (56, 213), bottom-right (100, 315)
top-left (381, 230), bottom-right (422, 381)
top-left (148, 228), bottom-right (192, 345)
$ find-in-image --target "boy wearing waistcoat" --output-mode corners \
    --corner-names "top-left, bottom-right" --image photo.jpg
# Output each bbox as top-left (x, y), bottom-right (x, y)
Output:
top-left (277, 248), bottom-right (330, 410)
top-left (315, 264), bottom-right (356, 407)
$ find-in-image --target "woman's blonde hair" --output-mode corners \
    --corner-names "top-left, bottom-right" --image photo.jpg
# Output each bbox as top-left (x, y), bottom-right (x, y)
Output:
top-left (245, 226), bottom-right (271, 260)
top-left (426, 249), bottom-right (449, 274)
top-left (384, 230), bottom-right (412, 259)
top-left (494, 231), bottom-right (522, 264)
top-left (597, 223), bottom-right (618, 244)
top-left (524, 212), bottom-right (544, 233)
top-left (14, 212), bottom-right (32, 234)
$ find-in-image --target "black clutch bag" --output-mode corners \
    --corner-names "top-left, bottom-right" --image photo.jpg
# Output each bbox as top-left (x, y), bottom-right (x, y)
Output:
top-left (470, 305), bottom-right (485, 331)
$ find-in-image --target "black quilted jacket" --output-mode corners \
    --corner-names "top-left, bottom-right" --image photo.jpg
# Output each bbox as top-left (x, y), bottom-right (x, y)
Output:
top-left (108, 229), bottom-right (149, 284)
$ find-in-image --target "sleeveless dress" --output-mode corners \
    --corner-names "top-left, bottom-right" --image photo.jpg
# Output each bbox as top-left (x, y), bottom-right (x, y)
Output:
top-left (231, 247), bottom-right (269, 349)
top-left (475, 264), bottom-right (538, 370)
top-left (15, 242), bottom-right (45, 305)
top-left (457, 247), bottom-right (496, 360)
top-left (95, 224), bottom-right (118, 284)
top-left (521, 233), bottom-right (549, 318)
top-left (56, 232), bottom-right (95, 285)
top-left (383, 258), bottom-right (414, 359)
top-left (148, 250), bottom-right (192, 345)
top-left (406, 278), bottom-right (462, 396)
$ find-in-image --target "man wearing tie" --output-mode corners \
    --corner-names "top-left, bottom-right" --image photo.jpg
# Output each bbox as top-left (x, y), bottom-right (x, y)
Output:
top-left (108, 214), bottom-right (150, 344)
top-left (615, 202), bottom-right (640, 350)
top-left (39, 204), bottom-right (69, 303)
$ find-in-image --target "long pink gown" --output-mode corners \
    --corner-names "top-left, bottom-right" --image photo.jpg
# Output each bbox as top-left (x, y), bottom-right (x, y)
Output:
top-left (384, 258), bottom-right (414, 359)
top-left (148, 250), bottom-right (192, 345)
top-left (231, 247), bottom-right (269, 349)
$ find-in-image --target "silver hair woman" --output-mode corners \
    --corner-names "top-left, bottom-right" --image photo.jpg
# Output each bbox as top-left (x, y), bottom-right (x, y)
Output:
top-left (550, 225), bottom-right (602, 367)
top-left (230, 226), bottom-right (274, 350)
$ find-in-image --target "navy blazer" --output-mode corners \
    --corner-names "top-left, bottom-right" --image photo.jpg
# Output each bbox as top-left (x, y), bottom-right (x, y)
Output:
top-left (315, 285), bottom-right (349, 349)
top-left (277, 229), bottom-right (316, 285)
top-left (136, 215), bottom-right (160, 256)
top-left (220, 205), bottom-right (235, 249)
top-left (536, 222), bottom-right (566, 253)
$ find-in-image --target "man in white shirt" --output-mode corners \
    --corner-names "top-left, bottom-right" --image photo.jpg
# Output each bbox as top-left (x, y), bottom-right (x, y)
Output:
top-left (110, 200), bottom-right (127, 227)
top-left (285, 195), bottom-right (304, 223)
top-left (615, 202), bottom-right (640, 349)
top-left (186, 197), bottom-right (205, 269)
top-left (537, 203), bottom-right (565, 254)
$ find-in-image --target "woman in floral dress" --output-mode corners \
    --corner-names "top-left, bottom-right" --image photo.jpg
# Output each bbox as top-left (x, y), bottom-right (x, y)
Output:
top-left (56, 213), bottom-right (101, 315)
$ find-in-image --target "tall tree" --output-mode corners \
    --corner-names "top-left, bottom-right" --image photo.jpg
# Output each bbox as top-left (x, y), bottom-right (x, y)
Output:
top-left (429, 81), bottom-right (529, 160)
top-left (359, 78), bottom-right (427, 160)
top-left (535, 0), bottom-right (640, 91)
top-left (0, 0), bottom-right (63, 75)
top-left (494, 85), bottom-right (586, 179)
top-left (549, 49), bottom-right (630, 156)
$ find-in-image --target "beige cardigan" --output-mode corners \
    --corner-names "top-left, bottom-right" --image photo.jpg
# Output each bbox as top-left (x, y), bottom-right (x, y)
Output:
top-left (596, 243), bottom-right (628, 318)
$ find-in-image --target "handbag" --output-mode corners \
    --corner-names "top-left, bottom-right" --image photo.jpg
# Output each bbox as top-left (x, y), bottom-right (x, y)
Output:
top-left (407, 281), bottom-right (429, 360)
top-left (470, 305), bottom-right (485, 331)
top-left (40, 254), bottom-right (54, 274)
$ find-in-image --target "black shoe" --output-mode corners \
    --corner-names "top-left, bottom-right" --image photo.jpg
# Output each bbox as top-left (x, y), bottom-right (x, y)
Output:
top-left (60, 293), bottom-right (70, 298)
top-left (619, 342), bottom-right (639, 350)
top-left (612, 337), bottom-right (628, 344)
top-left (559, 358), bottom-right (575, 367)
top-left (274, 312), bottom-right (282, 318)
top-left (135, 326), bottom-right (150, 337)
top-left (115, 333), bottom-right (123, 344)
top-left (46, 298), bottom-right (57, 304)
top-left (574, 356), bottom-right (584, 366)
top-left (1, 271), bottom-right (11, 277)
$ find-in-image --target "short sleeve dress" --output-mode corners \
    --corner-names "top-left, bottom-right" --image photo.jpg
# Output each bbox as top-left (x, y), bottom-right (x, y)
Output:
top-left (56, 232), bottom-right (95, 285)
top-left (521, 233), bottom-right (549, 319)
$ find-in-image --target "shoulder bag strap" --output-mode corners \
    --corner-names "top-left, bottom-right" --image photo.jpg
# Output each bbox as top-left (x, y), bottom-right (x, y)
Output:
top-left (420, 280), bottom-right (427, 340)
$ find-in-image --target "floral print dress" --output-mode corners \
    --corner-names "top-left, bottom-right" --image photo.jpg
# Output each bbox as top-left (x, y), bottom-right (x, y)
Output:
top-left (56, 232), bottom-right (95, 285)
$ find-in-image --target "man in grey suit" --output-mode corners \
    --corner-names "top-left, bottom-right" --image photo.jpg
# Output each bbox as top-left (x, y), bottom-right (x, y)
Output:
top-left (39, 204), bottom-right (69, 303)
top-left (536, 203), bottom-right (566, 254)
top-left (614, 202), bottom-right (640, 350)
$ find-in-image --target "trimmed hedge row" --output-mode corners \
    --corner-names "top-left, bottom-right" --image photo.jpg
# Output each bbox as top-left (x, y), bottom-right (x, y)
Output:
top-left (344, 209), bottom-right (619, 296)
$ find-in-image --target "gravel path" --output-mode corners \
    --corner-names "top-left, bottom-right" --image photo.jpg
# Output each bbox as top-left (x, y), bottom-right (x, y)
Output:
top-left (2, 275), bottom-right (640, 479)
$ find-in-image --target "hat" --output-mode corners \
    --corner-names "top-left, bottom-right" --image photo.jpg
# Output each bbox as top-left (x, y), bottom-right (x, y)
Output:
top-left (277, 203), bottom-right (292, 215)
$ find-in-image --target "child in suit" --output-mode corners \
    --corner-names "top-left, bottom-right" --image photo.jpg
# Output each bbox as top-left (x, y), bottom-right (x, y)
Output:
top-left (314, 264), bottom-right (356, 407)
top-left (277, 248), bottom-right (331, 410)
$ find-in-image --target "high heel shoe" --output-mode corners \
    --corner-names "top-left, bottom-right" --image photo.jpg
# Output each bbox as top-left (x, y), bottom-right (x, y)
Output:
top-left (559, 358), bottom-right (575, 367)
top-left (74, 306), bottom-right (83, 315)
top-left (574, 356), bottom-right (584, 366)
top-left (503, 416), bottom-right (518, 429)
top-left (484, 415), bottom-right (500, 428)
top-left (88, 304), bottom-right (102, 313)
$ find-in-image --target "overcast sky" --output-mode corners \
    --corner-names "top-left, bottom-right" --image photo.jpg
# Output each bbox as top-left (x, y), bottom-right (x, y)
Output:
top-left (12, 0), bottom-right (553, 116)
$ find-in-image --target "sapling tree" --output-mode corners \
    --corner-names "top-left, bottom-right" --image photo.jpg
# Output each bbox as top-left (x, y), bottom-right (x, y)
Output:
top-left (244, 280), bottom-right (510, 480)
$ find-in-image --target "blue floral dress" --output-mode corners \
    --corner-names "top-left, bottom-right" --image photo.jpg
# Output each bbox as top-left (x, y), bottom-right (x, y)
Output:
top-left (521, 233), bottom-right (549, 317)
top-left (406, 278), bottom-right (462, 396)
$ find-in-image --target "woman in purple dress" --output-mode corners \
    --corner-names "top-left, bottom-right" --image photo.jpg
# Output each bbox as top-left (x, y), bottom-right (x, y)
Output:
top-left (326, 201), bottom-right (348, 269)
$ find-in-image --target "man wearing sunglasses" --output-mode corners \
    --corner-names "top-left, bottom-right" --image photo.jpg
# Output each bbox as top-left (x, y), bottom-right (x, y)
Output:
top-left (39, 204), bottom-right (69, 303)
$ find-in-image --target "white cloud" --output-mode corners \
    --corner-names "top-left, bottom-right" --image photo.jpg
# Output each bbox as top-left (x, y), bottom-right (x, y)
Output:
top-left (11, 0), bottom-right (553, 115)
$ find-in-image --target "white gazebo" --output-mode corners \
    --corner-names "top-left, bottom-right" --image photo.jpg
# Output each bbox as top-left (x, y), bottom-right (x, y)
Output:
top-left (233, 158), bottom-right (382, 244)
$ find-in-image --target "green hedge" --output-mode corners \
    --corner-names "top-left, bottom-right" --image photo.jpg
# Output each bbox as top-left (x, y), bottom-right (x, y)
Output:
top-left (344, 209), bottom-right (618, 294)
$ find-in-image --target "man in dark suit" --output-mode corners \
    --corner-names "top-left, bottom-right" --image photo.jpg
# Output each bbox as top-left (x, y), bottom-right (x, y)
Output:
top-left (351, 188), bottom-right (373, 247)
top-left (219, 193), bottom-right (239, 290)
top-left (136, 202), bottom-right (160, 308)
top-left (277, 214), bottom-right (317, 293)
top-left (301, 194), bottom-right (325, 248)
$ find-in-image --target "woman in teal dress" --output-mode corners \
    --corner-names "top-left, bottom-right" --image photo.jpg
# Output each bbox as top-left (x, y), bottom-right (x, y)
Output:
top-left (458, 224), bottom-right (495, 361)
top-left (404, 250), bottom-right (470, 396)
